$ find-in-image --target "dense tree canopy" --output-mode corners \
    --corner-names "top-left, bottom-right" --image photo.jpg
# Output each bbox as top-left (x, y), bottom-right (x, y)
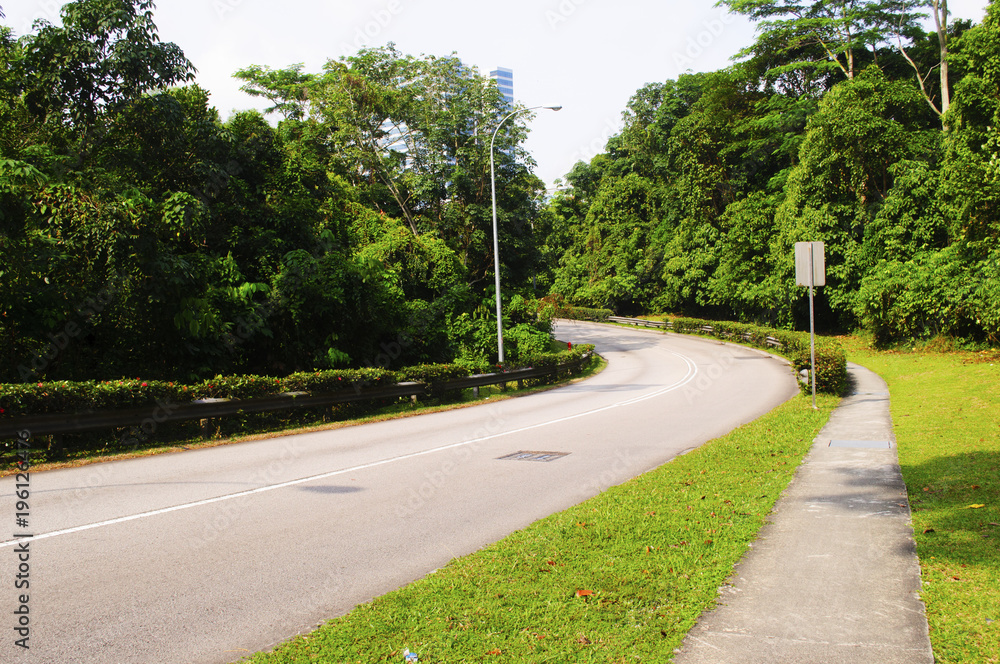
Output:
top-left (4, 0), bottom-right (999, 388)
top-left (0, 2), bottom-right (552, 383)
top-left (544, 0), bottom-right (1000, 344)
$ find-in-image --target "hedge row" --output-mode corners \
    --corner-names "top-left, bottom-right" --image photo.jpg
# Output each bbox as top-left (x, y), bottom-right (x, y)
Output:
top-left (532, 295), bottom-right (612, 322)
top-left (0, 349), bottom-right (596, 422)
top-left (667, 317), bottom-right (848, 395)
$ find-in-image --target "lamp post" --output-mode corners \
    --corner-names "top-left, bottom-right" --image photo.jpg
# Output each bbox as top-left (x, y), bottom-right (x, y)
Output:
top-left (489, 104), bottom-right (561, 365)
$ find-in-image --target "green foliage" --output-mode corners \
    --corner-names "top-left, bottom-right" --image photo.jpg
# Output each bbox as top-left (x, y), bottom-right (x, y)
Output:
top-left (3, 8), bottom-right (555, 383)
top-left (396, 364), bottom-right (470, 384)
top-left (534, 294), bottom-right (612, 321)
top-left (553, 173), bottom-right (667, 313)
top-left (719, 0), bottom-right (924, 82)
top-left (19, 0), bottom-right (195, 130)
top-left (541, 3), bottom-right (996, 347)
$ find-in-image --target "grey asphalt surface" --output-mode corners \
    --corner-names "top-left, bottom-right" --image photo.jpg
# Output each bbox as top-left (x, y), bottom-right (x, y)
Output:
top-left (1, 321), bottom-right (798, 664)
top-left (673, 362), bottom-right (934, 663)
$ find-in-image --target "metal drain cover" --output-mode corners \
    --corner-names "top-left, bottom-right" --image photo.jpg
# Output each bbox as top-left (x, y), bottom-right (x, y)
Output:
top-left (829, 440), bottom-right (892, 448)
top-left (497, 451), bottom-right (570, 462)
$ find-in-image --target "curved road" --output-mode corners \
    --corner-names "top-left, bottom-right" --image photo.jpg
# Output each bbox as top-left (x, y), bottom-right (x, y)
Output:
top-left (1, 321), bottom-right (797, 664)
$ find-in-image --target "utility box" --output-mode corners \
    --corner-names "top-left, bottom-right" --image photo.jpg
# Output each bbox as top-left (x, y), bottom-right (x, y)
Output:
top-left (795, 241), bottom-right (826, 287)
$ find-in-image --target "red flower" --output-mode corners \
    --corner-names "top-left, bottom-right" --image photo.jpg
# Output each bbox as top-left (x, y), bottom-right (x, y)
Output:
top-left (141, 382), bottom-right (148, 387)
top-left (37, 382), bottom-right (43, 387)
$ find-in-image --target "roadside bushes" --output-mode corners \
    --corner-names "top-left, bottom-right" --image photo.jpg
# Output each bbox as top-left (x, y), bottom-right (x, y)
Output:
top-left (0, 349), bottom-right (593, 421)
top-left (534, 295), bottom-right (612, 322)
top-left (668, 317), bottom-right (848, 395)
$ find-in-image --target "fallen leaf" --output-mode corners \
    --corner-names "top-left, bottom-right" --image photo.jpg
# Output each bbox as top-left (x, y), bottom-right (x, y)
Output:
top-left (965, 504), bottom-right (986, 509)
top-left (575, 589), bottom-right (594, 597)
top-left (486, 649), bottom-right (502, 655)
top-left (924, 528), bottom-right (936, 534)
top-left (577, 636), bottom-right (591, 645)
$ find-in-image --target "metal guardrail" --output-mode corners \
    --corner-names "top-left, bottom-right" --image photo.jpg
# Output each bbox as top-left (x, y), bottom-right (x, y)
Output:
top-left (607, 316), bottom-right (670, 329)
top-left (0, 354), bottom-right (592, 439)
top-left (607, 316), bottom-right (783, 349)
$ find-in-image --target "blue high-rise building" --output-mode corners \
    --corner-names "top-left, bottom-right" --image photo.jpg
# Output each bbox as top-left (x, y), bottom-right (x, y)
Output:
top-left (490, 67), bottom-right (514, 106)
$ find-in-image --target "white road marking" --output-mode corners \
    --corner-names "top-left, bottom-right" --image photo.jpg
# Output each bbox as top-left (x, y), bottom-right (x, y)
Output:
top-left (1, 349), bottom-right (698, 548)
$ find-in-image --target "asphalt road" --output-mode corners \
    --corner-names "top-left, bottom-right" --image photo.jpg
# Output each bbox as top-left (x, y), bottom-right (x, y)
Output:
top-left (1, 321), bottom-right (798, 664)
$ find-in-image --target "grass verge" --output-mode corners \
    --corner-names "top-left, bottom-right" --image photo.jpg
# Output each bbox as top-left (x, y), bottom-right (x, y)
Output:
top-left (239, 393), bottom-right (835, 664)
top-left (845, 340), bottom-right (1000, 663)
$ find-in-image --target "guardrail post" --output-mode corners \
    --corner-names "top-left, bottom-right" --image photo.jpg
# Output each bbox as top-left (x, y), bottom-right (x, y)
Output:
top-left (194, 398), bottom-right (230, 440)
top-left (48, 434), bottom-right (66, 461)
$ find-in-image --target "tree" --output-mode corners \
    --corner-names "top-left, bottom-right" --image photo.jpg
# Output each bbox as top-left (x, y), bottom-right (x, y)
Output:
top-left (19, 0), bottom-right (195, 144)
top-left (894, 0), bottom-right (961, 125)
top-left (720, 0), bottom-right (924, 80)
top-left (773, 66), bottom-right (938, 325)
top-left (238, 46), bottom-right (547, 293)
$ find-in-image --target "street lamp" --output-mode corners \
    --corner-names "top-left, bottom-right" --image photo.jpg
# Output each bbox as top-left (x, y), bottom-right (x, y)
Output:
top-left (489, 104), bottom-right (562, 366)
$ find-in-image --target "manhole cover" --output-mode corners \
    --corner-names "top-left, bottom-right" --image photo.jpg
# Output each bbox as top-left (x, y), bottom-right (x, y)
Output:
top-left (497, 451), bottom-right (570, 462)
top-left (829, 440), bottom-right (892, 448)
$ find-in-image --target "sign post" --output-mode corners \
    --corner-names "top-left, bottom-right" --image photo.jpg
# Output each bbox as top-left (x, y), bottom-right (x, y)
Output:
top-left (795, 242), bottom-right (825, 409)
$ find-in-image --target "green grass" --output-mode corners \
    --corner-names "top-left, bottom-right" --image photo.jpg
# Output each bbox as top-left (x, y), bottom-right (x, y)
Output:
top-left (239, 393), bottom-right (835, 664)
top-left (845, 340), bottom-right (1000, 663)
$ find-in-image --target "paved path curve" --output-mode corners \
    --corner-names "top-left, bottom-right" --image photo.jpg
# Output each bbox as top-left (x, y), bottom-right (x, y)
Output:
top-left (1, 321), bottom-right (797, 664)
top-left (674, 362), bottom-right (933, 663)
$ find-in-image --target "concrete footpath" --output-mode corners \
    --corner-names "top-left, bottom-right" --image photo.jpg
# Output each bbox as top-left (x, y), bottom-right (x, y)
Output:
top-left (672, 362), bottom-right (934, 663)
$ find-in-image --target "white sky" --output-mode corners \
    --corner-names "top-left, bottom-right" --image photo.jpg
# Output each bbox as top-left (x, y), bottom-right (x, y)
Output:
top-left (3, 0), bottom-right (992, 188)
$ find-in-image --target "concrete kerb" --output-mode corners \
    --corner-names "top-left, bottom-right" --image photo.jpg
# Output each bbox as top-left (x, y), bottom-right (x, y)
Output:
top-left (672, 362), bottom-right (934, 664)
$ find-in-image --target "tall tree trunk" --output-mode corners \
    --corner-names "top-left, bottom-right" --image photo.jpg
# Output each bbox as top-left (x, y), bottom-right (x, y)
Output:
top-left (934, 0), bottom-right (950, 117)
